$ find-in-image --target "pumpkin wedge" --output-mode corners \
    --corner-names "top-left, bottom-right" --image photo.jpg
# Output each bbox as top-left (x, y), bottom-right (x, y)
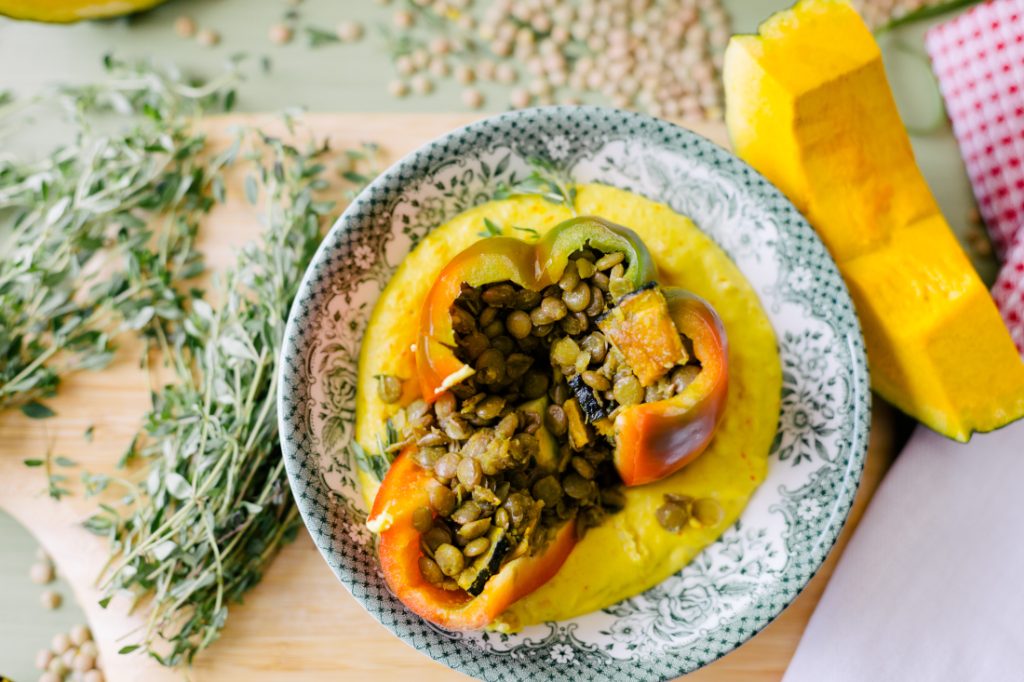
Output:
top-left (0, 0), bottom-right (165, 22)
top-left (724, 0), bottom-right (1024, 441)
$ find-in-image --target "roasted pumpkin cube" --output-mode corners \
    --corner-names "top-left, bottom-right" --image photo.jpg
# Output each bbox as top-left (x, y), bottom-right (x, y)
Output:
top-left (597, 285), bottom-right (686, 386)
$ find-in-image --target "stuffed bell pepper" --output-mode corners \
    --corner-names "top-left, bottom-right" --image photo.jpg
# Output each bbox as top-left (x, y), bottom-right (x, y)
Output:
top-left (367, 215), bottom-right (729, 630)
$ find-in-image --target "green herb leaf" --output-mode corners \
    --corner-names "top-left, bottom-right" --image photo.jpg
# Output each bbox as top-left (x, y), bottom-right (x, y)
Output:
top-left (512, 225), bottom-right (541, 241)
top-left (21, 401), bottom-right (56, 419)
top-left (351, 440), bottom-right (392, 483)
top-left (152, 540), bottom-right (178, 561)
top-left (480, 216), bottom-right (503, 237)
top-left (23, 459), bottom-right (44, 467)
top-left (305, 26), bottom-right (341, 47)
top-left (244, 174), bottom-right (259, 204)
top-left (164, 473), bottom-right (193, 500)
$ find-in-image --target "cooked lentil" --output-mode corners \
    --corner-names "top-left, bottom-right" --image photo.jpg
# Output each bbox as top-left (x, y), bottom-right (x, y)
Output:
top-left (412, 506), bottom-right (435, 533)
top-left (693, 497), bottom-right (724, 526)
top-left (656, 497), bottom-right (691, 532)
top-left (435, 543), bottom-right (466, 576)
top-left (419, 555), bottom-right (445, 584)
top-left (463, 536), bottom-right (491, 558)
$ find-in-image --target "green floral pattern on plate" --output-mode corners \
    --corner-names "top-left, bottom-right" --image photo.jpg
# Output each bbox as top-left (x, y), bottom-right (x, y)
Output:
top-left (277, 107), bottom-right (871, 681)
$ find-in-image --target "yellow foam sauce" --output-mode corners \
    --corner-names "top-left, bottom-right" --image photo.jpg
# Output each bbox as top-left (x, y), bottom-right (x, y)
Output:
top-left (353, 184), bottom-right (781, 629)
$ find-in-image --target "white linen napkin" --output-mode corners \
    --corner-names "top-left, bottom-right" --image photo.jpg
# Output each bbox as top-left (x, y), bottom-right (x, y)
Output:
top-left (783, 419), bottom-right (1024, 682)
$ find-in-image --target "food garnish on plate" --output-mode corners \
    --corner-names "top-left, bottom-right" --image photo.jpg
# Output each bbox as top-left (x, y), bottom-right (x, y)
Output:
top-left (354, 183), bottom-right (781, 631)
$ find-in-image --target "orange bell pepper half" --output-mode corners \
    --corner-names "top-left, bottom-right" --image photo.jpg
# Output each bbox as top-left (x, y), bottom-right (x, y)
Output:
top-left (416, 237), bottom-right (545, 401)
top-left (612, 289), bottom-right (729, 486)
top-left (416, 217), bottom-right (658, 401)
top-left (368, 449), bottom-right (577, 631)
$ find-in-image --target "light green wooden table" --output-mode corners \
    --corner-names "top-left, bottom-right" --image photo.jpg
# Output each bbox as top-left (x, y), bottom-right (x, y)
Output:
top-left (0, 1), bottom-right (986, 680)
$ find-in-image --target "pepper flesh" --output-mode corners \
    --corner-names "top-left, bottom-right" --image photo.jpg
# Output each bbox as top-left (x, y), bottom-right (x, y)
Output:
top-left (368, 450), bottom-right (577, 630)
top-left (416, 217), bottom-right (657, 401)
top-left (612, 289), bottom-right (729, 486)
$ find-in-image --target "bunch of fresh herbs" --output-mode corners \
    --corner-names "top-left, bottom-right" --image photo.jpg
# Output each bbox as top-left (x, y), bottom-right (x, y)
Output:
top-left (0, 55), bottom-right (239, 414)
top-left (4, 56), bottom-right (380, 666)
top-left (84, 129), bottom-right (343, 665)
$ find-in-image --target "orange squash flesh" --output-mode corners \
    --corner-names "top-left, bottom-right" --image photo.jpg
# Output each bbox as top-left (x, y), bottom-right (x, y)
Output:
top-left (724, 0), bottom-right (1024, 440)
top-left (597, 285), bottom-right (687, 387)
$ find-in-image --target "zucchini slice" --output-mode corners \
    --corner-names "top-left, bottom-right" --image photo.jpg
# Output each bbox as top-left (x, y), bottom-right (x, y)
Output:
top-left (568, 374), bottom-right (607, 422)
top-left (457, 526), bottom-right (512, 596)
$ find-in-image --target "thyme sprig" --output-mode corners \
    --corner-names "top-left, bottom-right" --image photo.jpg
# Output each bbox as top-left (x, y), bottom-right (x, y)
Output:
top-left (478, 217), bottom-right (541, 242)
top-left (494, 157), bottom-right (578, 216)
top-left (0, 55), bottom-right (240, 413)
top-left (352, 417), bottom-right (398, 483)
top-left (875, 0), bottom-right (983, 34)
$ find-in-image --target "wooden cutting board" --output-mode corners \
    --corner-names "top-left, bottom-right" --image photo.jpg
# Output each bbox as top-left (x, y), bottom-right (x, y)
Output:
top-left (0, 113), bottom-right (899, 682)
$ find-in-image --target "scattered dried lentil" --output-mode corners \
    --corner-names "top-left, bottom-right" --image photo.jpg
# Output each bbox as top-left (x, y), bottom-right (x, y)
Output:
top-left (69, 625), bottom-right (91, 646)
top-left (36, 649), bottom-right (54, 671)
top-left (40, 590), bottom-right (62, 610)
top-left (462, 87), bottom-right (485, 109)
top-left (173, 15), bottom-right (196, 38)
top-left (393, 9), bottom-right (415, 28)
top-left (51, 633), bottom-right (71, 655)
top-left (268, 23), bottom-right (293, 45)
top-left (196, 28), bottom-right (220, 47)
top-left (388, 80), bottom-right (410, 98)
top-left (336, 20), bottom-right (365, 42)
top-left (411, 74), bottom-right (434, 95)
top-left (509, 87), bottom-right (531, 109)
top-left (29, 561), bottom-right (54, 584)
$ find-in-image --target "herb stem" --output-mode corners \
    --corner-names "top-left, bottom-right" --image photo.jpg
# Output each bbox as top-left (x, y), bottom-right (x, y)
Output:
top-left (201, 506), bottom-right (226, 615)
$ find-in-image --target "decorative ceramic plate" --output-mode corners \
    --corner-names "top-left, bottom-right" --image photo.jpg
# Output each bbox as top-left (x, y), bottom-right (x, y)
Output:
top-left (278, 107), bottom-right (870, 681)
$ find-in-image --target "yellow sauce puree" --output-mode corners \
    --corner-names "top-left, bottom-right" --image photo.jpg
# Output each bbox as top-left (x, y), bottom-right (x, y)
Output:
top-left (353, 184), bottom-right (781, 630)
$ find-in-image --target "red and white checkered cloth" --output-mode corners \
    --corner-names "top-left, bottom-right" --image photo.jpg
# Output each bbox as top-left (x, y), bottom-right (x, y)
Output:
top-left (993, 238), bottom-right (1024, 352)
top-left (926, 0), bottom-right (1024, 353)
